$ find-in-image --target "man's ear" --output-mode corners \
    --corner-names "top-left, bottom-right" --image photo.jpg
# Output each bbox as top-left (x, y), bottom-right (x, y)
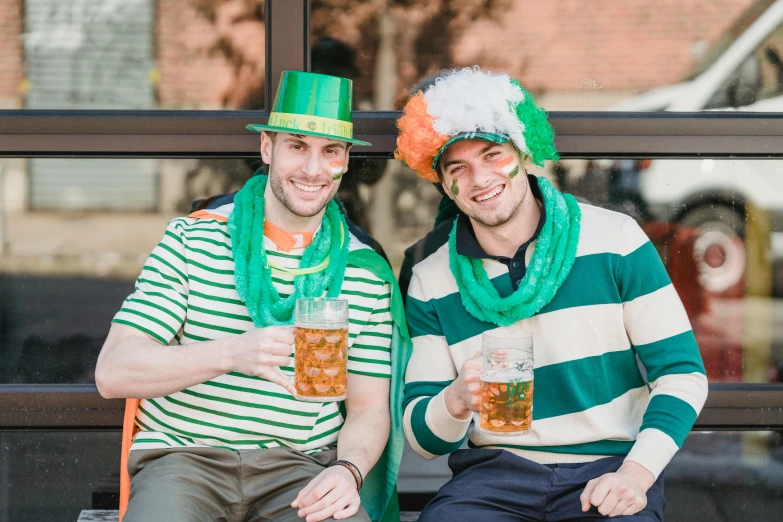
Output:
top-left (260, 132), bottom-right (274, 164)
top-left (343, 145), bottom-right (351, 173)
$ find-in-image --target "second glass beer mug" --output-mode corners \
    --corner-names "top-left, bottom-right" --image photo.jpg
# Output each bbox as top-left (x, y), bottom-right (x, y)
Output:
top-left (479, 331), bottom-right (534, 436)
top-left (294, 298), bottom-right (349, 402)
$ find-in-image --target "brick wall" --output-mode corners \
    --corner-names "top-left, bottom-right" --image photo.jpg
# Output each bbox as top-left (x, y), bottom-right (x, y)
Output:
top-left (156, 0), bottom-right (266, 109)
top-left (0, 0), bottom-right (268, 109)
top-left (0, 0), bottom-right (23, 108)
top-left (453, 0), bottom-right (757, 92)
top-left (0, 0), bottom-right (767, 108)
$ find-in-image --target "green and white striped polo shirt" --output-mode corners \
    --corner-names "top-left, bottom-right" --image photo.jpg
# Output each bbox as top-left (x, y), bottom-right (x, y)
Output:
top-left (403, 203), bottom-right (708, 478)
top-left (113, 212), bottom-right (393, 453)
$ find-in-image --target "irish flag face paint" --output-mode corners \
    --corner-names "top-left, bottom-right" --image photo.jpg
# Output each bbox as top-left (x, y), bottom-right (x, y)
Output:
top-left (496, 155), bottom-right (520, 179)
top-left (329, 160), bottom-right (345, 180)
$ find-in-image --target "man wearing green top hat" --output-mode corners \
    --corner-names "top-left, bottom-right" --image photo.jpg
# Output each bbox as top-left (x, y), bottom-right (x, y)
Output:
top-left (96, 71), bottom-right (410, 522)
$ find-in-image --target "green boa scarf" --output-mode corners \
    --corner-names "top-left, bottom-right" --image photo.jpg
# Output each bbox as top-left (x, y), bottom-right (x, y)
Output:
top-left (449, 176), bottom-right (581, 327)
top-left (228, 175), bottom-right (350, 327)
top-left (227, 175), bottom-right (411, 522)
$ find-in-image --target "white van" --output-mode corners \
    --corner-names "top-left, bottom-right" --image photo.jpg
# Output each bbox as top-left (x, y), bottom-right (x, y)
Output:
top-left (611, 0), bottom-right (783, 294)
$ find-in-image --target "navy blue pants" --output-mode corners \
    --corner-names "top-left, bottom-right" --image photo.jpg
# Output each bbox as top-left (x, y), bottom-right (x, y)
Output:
top-left (418, 449), bottom-right (665, 522)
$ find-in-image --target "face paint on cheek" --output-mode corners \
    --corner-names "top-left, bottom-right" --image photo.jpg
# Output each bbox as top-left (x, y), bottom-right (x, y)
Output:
top-left (329, 160), bottom-right (345, 180)
top-left (450, 178), bottom-right (459, 196)
top-left (496, 155), bottom-right (519, 179)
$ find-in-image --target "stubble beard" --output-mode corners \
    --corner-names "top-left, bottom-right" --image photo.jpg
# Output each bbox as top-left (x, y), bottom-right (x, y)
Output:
top-left (267, 157), bottom-right (337, 218)
top-left (461, 179), bottom-right (529, 229)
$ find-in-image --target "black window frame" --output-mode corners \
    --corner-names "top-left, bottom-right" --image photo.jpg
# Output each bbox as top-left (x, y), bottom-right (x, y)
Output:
top-left (1, 0), bottom-right (782, 430)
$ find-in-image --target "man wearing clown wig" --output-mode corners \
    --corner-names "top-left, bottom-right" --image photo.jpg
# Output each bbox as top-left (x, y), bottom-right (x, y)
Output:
top-left (396, 67), bottom-right (708, 520)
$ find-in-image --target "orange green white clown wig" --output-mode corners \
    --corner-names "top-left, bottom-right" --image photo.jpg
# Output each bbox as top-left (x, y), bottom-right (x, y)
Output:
top-left (394, 67), bottom-right (559, 182)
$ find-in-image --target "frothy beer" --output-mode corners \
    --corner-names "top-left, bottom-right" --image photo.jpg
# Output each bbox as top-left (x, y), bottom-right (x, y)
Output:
top-left (480, 330), bottom-right (535, 436)
top-left (479, 379), bottom-right (533, 434)
top-left (294, 325), bottom-right (348, 402)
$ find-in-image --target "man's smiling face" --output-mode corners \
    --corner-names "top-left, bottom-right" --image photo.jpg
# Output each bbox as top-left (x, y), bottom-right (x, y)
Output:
top-left (261, 132), bottom-right (350, 218)
top-left (439, 139), bottom-right (528, 228)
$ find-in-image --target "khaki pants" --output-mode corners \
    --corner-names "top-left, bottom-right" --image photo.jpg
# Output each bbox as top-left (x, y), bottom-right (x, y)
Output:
top-left (124, 446), bottom-right (370, 522)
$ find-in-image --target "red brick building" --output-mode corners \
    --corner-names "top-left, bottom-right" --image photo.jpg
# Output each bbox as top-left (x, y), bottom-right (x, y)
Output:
top-left (0, 0), bottom-right (23, 109)
top-left (453, 0), bottom-right (756, 92)
top-left (0, 0), bottom-right (765, 111)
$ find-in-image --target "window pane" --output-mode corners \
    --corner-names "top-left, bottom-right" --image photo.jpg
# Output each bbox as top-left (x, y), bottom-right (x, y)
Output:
top-left (557, 158), bottom-right (782, 384)
top-left (0, 0), bottom-right (266, 111)
top-left (0, 157), bottom-right (259, 384)
top-left (0, 431), bottom-right (121, 522)
top-left (397, 431), bottom-right (783, 520)
top-left (351, 157), bottom-right (783, 386)
top-left (311, 0), bottom-right (783, 112)
top-left (1, 431), bottom-right (779, 520)
top-left (0, 156), bottom-right (781, 385)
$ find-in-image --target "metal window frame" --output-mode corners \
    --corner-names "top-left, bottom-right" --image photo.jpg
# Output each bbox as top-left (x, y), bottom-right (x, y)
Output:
top-left (1, 384), bottom-right (781, 430)
top-left (3, 111), bottom-right (783, 158)
top-left (0, 0), bottom-right (781, 430)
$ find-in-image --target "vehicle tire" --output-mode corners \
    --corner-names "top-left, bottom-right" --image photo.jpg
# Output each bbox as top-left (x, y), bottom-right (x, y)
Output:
top-left (680, 204), bottom-right (746, 294)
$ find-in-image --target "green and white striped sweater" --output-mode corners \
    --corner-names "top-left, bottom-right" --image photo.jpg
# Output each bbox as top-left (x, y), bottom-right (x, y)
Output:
top-left (113, 210), bottom-right (393, 454)
top-left (402, 203), bottom-right (708, 478)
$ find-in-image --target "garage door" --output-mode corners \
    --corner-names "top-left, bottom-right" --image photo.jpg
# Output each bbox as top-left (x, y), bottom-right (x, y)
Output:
top-left (24, 0), bottom-right (157, 210)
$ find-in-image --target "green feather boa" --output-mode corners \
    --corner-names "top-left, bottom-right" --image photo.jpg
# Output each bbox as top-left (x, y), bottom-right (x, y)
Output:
top-left (449, 177), bottom-right (581, 327)
top-left (228, 175), bottom-right (350, 327)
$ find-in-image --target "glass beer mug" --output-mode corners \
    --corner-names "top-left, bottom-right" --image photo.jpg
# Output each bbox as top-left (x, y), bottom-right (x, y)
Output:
top-left (294, 298), bottom-right (349, 402)
top-left (479, 331), bottom-right (534, 436)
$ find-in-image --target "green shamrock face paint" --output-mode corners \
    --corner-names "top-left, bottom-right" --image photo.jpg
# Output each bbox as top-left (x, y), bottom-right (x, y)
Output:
top-left (450, 178), bottom-right (459, 196)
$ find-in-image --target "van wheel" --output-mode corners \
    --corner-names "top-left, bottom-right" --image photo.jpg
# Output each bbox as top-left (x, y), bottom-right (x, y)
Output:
top-left (680, 205), bottom-right (746, 293)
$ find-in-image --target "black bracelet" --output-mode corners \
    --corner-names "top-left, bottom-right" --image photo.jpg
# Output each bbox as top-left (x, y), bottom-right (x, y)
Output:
top-left (329, 459), bottom-right (364, 491)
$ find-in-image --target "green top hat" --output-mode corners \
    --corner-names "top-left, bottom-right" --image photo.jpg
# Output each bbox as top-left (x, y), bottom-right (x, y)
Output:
top-left (247, 71), bottom-right (371, 146)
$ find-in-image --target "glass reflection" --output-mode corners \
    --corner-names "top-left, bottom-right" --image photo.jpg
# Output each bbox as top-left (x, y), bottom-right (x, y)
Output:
top-left (0, 157), bottom-right (781, 385)
top-left (0, 431), bottom-right (121, 522)
top-left (559, 158), bottom-right (783, 385)
top-left (397, 431), bottom-right (783, 519)
top-left (312, 0), bottom-right (783, 112)
top-left (0, 431), bottom-right (779, 521)
top-left (663, 431), bottom-right (783, 521)
top-left (1, 0), bottom-right (267, 111)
